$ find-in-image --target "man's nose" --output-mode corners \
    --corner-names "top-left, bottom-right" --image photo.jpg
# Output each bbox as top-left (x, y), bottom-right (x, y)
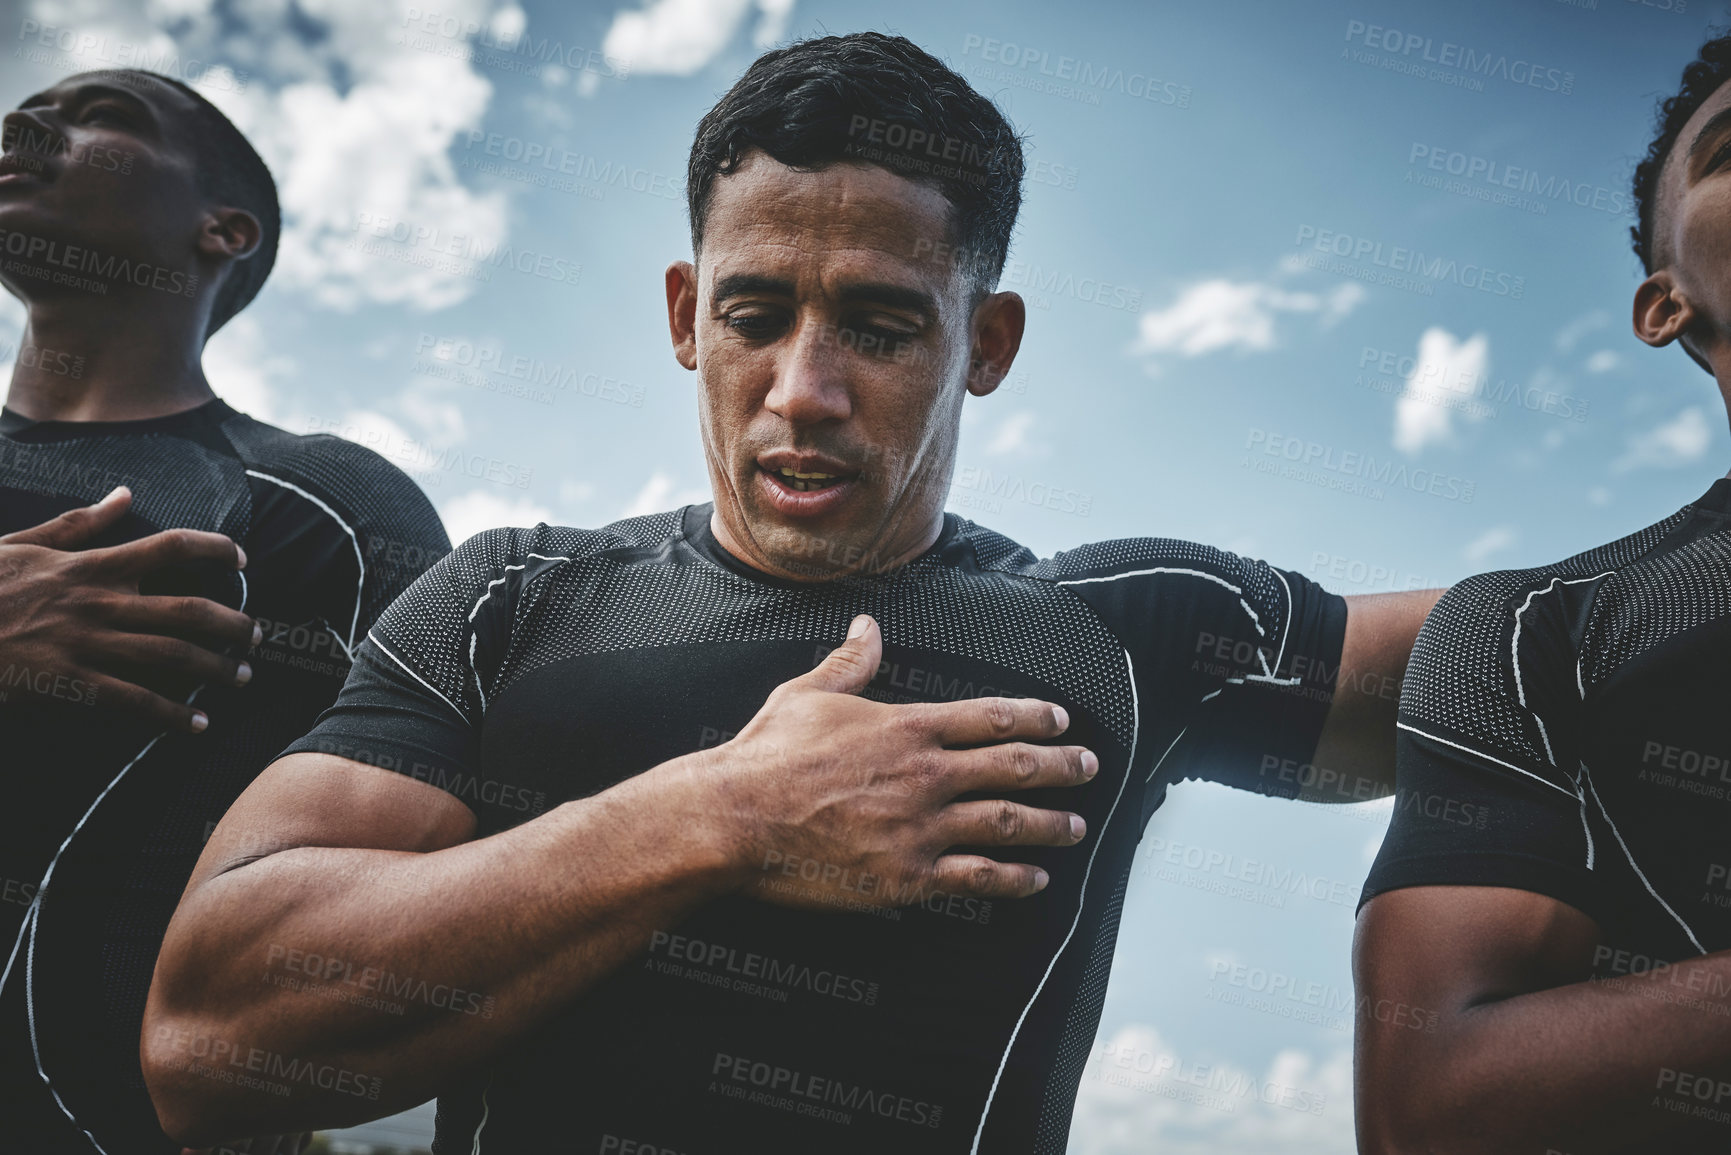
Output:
top-left (764, 319), bottom-right (853, 426)
top-left (0, 109), bottom-right (64, 157)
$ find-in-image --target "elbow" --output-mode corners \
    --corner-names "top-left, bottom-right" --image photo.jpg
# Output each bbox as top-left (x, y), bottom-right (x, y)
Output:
top-left (141, 1011), bottom-right (248, 1148)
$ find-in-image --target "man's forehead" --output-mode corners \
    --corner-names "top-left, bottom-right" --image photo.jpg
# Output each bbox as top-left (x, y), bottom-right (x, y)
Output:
top-left (1661, 80), bottom-right (1731, 209)
top-left (23, 70), bottom-right (187, 111)
top-left (701, 153), bottom-right (958, 286)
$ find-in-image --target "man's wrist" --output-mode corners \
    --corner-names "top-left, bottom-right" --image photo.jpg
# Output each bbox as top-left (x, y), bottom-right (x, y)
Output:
top-left (633, 746), bottom-right (758, 898)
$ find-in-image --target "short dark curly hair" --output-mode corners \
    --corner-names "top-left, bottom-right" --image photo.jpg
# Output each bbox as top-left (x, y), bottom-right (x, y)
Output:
top-left (1631, 31), bottom-right (1731, 274)
top-left (686, 32), bottom-right (1024, 292)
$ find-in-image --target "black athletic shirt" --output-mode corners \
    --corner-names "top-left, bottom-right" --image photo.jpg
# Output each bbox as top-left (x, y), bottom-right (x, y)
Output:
top-left (284, 503), bottom-right (1346, 1155)
top-left (0, 397), bottom-right (450, 1154)
top-left (1363, 476), bottom-right (1731, 972)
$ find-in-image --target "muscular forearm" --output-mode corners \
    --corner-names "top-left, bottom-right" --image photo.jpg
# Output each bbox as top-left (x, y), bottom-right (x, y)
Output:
top-left (1361, 951), bottom-right (1731, 1154)
top-left (143, 754), bottom-right (739, 1145)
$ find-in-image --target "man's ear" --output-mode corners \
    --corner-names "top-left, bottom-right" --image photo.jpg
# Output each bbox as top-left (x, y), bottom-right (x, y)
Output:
top-left (1633, 268), bottom-right (1697, 349)
top-left (666, 260), bottom-right (698, 372)
top-left (966, 290), bottom-right (1025, 398)
top-left (198, 206), bottom-right (261, 264)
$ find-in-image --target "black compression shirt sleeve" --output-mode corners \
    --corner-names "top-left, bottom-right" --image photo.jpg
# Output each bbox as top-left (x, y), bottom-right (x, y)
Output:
top-left (280, 528), bottom-right (522, 815)
top-left (1359, 572), bottom-right (1598, 919)
top-left (1157, 563), bottom-right (1348, 799)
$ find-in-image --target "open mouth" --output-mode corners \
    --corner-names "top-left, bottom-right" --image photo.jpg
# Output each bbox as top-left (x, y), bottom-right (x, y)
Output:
top-left (763, 464), bottom-right (853, 492)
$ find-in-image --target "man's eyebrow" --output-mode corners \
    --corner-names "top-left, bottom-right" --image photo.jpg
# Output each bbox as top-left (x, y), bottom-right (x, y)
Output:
top-left (836, 282), bottom-right (938, 318)
top-left (1686, 106), bottom-right (1731, 168)
top-left (711, 273), bottom-right (796, 305)
top-left (16, 82), bottom-right (158, 127)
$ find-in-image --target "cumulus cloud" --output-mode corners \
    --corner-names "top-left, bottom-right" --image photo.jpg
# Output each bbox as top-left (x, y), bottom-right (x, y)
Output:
top-left (1464, 525), bottom-right (1516, 564)
top-left (202, 314), bottom-right (296, 423)
top-left (987, 411), bottom-right (1038, 455)
top-left (600, 0), bottom-right (795, 77)
top-left (1392, 327), bottom-right (1489, 455)
top-left (1584, 350), bottom-right (1621, 374)
top-left (1069, 1023), bottom-right (1354, 1155)
top-left (622, 469), bottom-right (710, 517)
top-left (438, 489), bottom-right (555, 547)
top-left (1133, 280), bottom-right (1363, 360)
top-left (18, 0), bottom-right (511, 312)
top-left (1613, 406), bottom-right (1714, 472)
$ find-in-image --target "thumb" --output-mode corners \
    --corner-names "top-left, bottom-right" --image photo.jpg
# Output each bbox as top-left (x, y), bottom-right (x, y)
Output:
top-left (0, 485), bottom-right (131, 548)
top-left (796, 614), bottom-right (883, 695)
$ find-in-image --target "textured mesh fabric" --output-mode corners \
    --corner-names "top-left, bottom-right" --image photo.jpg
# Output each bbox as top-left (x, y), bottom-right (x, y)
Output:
top-left (1366, 476), bottom-right (1731, 964)
top-left (289, 502), bottom-right (1346, 1154)
top-left (0, 397), bottom-right (450, 1155)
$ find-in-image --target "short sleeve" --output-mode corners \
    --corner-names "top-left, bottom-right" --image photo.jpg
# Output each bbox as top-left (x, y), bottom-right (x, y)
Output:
top-left (1049, 540), bottom-right (1346, 798)
top-left (1359, 572), bottom-right (1599, 920)
top-left (280, 528), bottom-right (521, 814)
top-left (1158, 562), bottom-right (1348, 797)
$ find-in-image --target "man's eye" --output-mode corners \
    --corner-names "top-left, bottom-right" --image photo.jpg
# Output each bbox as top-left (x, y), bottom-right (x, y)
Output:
top-left (724, 312), bottom-right (782, 338)
top-left (82, 105), bottom-right (127, 125)
top-left (1709, 137), bottom-right (1731, 175)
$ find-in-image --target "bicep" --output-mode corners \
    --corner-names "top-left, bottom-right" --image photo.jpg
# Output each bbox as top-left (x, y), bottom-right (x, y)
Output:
top-left (186, 752), bottom-right (477, 893)
top-left (1313, 590), bottom-right (1443, 794)
top-left (1355, 884), bottom-right (1602, 1019)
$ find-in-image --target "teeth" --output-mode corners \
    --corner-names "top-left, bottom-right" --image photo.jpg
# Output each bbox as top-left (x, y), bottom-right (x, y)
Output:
top-left (777, 466), bottom-right (836, 480)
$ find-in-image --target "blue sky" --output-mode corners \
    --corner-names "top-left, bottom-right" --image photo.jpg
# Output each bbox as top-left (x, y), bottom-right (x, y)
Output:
top-left (2, 0), bottom-right (1726, 1149)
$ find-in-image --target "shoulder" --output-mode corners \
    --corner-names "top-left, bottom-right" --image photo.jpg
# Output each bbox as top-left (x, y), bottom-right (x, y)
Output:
top-left (217, 410), bottom-right (449, 553)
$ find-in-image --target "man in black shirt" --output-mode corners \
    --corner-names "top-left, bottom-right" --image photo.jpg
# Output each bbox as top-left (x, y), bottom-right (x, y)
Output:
top-left (0, 69), bottom-right (449, 1153)
top-left (1356, 31), bottom-right (1731, 1155)
top-left (146, 34), bottom-right (1431, 1155)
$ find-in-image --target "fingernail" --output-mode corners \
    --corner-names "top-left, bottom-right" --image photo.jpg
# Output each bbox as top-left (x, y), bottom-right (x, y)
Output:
top-left (1051, 705), bottom-right (1069, 731)
top-left (104, 485), bottom-right (127, 502)
top-left (1081, 750), bottom-right (1098, 778)
top-left (1033, 869), bottom-right (1049, 891)
top-left (190, 712), bottom-right (209, 732)
top-left (847, 614), bottom-right (869, 639)
top-left (1069, 814), bottom-right (1086, 840)
top-left (235, 544), bottom-right (248, 569)
top-left (235, 662), bottom-right (252, 687)
top-left (251, 622), bottom-right (263, 647)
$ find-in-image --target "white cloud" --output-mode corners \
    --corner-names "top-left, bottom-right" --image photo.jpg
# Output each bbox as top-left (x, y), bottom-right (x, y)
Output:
top-left (600, 0), bottom-right (794, 77)
top-left (203, 314), bottom-right (295, 423)
top-left (622, 470), bottom-right (709, 518)
top-left (1613, 406), bottom-right (1714, 472)
top-left (1069, 1024), bottom-right (1354, 1155)
top-left (1393, 327), bottom-right (1489, 455)
top-left (1463, 525), bottom-right (1516, 564)
top-left (437, 489), bottom-right (555, 548)
top-left (1555, 309), bottom-right (1610, 354)
top-left (1584, 350), bottom-right (1621, 374)
top-left (1133, 280), bottom-right (1363, 360)
top-left (987, 411), bottom-right (1038, 455)
top-left (31, 0), bottom-right (512, 312)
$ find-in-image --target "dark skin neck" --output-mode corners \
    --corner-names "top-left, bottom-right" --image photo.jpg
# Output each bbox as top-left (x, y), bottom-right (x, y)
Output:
top-left (5, 289), bottom-right (214, 422)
